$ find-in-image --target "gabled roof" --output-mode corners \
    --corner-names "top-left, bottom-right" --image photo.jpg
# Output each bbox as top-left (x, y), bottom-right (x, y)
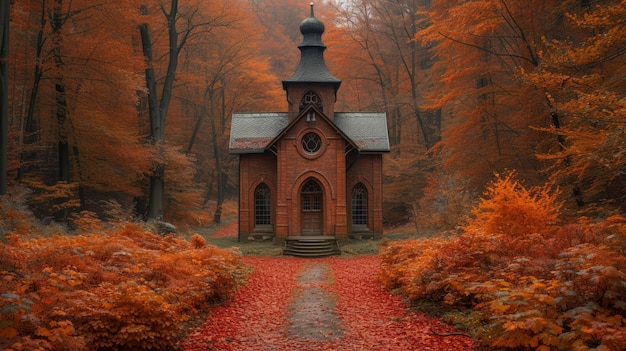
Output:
top-left (229, 109), bottom-right (390, 154)
top-left (228, 112), bottom-right (288, 153)
top-left (265, 104), bottom-right (358, 152)
top-left (335, 112), bottom-right (390, 152)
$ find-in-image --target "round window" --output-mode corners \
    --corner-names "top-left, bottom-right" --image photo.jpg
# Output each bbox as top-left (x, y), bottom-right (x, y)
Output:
top-left (301, 132), bottom-right (322, 154)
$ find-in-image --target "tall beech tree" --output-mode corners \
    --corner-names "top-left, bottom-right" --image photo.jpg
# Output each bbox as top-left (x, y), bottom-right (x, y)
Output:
top-left (412, 0), bottom-right (572, 228)
top-left (138, 0), bottom-right (244, 220)
top-left (176, 1), bottom-right (282, 223)
top-left (9, 0), bottom-right (148, 216)
top-left (524, 0), bottom-right (626, 210)
top-left (0, 0), bottom-right (8, 195)
top-left (329, 0), bottom-right (438, 226)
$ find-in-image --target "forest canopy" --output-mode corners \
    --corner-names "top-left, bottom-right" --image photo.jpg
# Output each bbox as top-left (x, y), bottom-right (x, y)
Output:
top-left (0, 0), bottom-right (624, 228)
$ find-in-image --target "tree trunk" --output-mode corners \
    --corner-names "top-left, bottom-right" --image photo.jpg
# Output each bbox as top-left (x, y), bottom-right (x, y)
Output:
top-left (17, 1), bottom-right (46, 181)
top-left (0, 0), bottom-right (9, 195)
top-left (52, 0), bottom-right (74, 220)
top-left (139, 23), bottom-right (165, 220)
top-left (140, 0), bottom-right (181, 220)
top-left (207, 95), bottom-right (224, 224)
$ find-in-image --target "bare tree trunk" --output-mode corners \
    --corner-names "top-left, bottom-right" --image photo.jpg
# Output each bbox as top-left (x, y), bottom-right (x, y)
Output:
top-left (18, 1), bottom-right (45, 181)
top-left (210, 115), bottom-right (224, 223)
top-left (51, 0), bottom-right (74, 220)
top-left (0, 0), bottom-right (9, 194)
top-left (141, 0), bottom-right (181, 220)
top-left (139, 23), bottom-right (164, 220)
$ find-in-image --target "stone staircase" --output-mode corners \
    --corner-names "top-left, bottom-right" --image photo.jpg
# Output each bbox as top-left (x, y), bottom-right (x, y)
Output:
top-left (283, 236), bottom-right (341, 257)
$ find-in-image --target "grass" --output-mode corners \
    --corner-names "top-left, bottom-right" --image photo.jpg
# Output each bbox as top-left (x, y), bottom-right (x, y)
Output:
top-left (189, 219), bottom-right (428, 257)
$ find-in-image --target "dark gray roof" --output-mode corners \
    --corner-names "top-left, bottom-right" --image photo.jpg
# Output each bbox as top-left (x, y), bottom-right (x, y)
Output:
top-left (335, 112), bottom-right (390, 152)
top-left (228, 113), bottom-right (288, 153)
top-left (229, 112), bottom-right (389, 154)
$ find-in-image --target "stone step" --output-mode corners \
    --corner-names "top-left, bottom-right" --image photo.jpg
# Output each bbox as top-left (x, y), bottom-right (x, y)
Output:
top-left (283, 236), bottom-right (341, 257)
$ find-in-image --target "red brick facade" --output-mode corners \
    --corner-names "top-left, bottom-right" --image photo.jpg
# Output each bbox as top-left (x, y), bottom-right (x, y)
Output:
top-left (236, 102), bottom-right (385, 242)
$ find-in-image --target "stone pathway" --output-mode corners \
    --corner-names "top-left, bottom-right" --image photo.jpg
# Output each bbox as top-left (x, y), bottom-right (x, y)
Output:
top-left (286, 263), bottom-right (344, 340)
top-left (179, 256), bottom-right (476, 351)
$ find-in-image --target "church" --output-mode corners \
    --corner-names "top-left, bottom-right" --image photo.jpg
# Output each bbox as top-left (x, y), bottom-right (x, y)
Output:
top-left (229, 5), bottom-right (389, 255)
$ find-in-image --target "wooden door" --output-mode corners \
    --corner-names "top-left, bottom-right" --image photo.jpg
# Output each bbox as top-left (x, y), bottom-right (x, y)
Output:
top-left (301, 179), bottom-right (323, 235)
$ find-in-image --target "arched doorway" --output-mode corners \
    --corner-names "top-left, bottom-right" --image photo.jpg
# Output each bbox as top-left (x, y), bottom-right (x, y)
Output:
top-left (300, 178), bottom-right (323, 235)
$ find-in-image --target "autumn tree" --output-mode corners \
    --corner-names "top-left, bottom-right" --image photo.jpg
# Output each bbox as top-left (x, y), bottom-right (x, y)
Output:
top-left (137, 0), bottom-right (243, 221)
top-left (8, 0), bottom-right (150, 218)
top-left (324, 0), bottom-right (436, 225)
top-left (178, 16), bottom-right (282, 222)
top-left (0, 0), bottom-right (8, 195)
top-left (411, 0), bottom-right (590, 228)
top-left (524, 0), bottom-right (626, 211)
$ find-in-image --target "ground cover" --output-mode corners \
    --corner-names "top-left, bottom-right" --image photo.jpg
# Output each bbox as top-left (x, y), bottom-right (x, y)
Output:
top-left (179, 255), bottom-right (476, 350)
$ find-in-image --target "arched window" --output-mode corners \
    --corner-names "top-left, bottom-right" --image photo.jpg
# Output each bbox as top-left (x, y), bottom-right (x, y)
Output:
top-left (254, 183), bottom-right (271, 226)
top-left (351, 183), bottom-right (368, 227)
top-left (299, 91), bottom-right (323, 112)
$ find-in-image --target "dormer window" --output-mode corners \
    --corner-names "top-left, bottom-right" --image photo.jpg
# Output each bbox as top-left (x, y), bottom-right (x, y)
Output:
top-left (299, 91), bottom-right (323, 112)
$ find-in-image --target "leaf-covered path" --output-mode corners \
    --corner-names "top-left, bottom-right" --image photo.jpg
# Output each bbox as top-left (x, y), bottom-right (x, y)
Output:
top-left (179, 255), bottom-right (476, 350)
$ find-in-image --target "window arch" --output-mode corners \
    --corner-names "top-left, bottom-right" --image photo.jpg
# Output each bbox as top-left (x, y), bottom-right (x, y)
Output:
top-left (299, 91), bottom-right (323, 112)
top-left (351, 183), bottom-right (368, 227)
top-left (254, 183), bottom-right (271, 226)
top-left (302, 178), bottom-right (322, 194)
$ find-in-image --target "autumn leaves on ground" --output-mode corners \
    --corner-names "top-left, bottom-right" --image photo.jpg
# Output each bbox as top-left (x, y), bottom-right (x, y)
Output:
top-left (180, 255), bottom-right (474, 351)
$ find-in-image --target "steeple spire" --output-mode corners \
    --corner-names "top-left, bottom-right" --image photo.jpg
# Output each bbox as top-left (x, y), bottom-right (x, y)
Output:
top-left (282, 3), bottom-right (341, 91)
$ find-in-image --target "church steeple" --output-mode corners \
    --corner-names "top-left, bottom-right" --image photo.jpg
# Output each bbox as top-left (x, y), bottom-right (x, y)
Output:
top-left (282, 3), bottom-right (341, 93)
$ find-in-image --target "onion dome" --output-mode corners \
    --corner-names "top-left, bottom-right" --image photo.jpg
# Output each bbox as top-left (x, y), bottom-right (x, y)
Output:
top-left (282, 3), bottom-right (341, 91)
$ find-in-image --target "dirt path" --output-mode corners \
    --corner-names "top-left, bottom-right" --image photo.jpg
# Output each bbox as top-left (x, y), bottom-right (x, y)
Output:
top-left (179, 255), bottom-right (476, 351)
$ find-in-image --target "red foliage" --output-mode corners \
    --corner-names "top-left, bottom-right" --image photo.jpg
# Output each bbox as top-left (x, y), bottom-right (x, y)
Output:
top-left (210, 220), bottom-right (238, 238)
top-left (0, 224), bottom-right (242, 351)
top-left (180, 256), bottom-right (475, 350)
top-left (379, 173), bottom-right (626, 350)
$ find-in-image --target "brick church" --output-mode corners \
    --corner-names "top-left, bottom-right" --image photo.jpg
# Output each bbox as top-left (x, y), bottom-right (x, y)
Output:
top-left (229, 5), bottom-right (389, 252)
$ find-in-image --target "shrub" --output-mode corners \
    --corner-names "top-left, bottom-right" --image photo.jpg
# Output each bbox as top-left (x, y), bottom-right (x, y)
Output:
top-left (379, 172), bottom-right (626, 350)
top-left (0, 224), bottom-right (243, 351)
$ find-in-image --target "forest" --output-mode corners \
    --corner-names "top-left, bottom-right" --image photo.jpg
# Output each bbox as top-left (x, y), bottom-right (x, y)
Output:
top-left (1, 0), bottom-right (625, 350)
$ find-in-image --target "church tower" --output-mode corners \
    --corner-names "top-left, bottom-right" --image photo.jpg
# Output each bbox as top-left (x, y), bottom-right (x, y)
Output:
top-left (282, 4), bottom-right (341, 121)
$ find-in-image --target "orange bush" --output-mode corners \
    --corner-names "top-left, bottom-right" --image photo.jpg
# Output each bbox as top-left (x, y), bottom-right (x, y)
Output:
top-left (0, 224), bottom-right (243, 351)
top-left (379, 173), bottom-right (626, 350)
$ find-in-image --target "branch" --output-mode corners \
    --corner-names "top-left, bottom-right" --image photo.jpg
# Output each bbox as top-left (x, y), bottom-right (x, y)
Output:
top-left (438, 31), bottom-right (537, 65)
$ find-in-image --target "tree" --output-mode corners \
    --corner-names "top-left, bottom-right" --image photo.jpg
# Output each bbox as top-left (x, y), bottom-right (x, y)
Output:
top-left (525, 0), bottom-right (626, 211)
top-left (9, 0), bottom-right (149, 217)
top-left (412, 0), bottom-right (577, 228)
top-left (138, 0), bottom-right (247, 220)
top-left (175, 1), bottom-right (283, 223)
top-left (0, 0), bottom-right (8, 195)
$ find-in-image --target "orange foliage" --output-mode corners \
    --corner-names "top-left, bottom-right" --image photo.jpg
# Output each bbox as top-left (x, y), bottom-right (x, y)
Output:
top-left (380, 172), bottom-right (626, 350)
top-left (0, 225), bottom-right (242, 351)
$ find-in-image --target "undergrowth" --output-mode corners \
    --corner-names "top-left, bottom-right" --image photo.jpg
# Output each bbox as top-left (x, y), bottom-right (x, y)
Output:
top-left (379, 172), bottom-right (626, 350)
top-left (0, 200), bottom-right (244, 351)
